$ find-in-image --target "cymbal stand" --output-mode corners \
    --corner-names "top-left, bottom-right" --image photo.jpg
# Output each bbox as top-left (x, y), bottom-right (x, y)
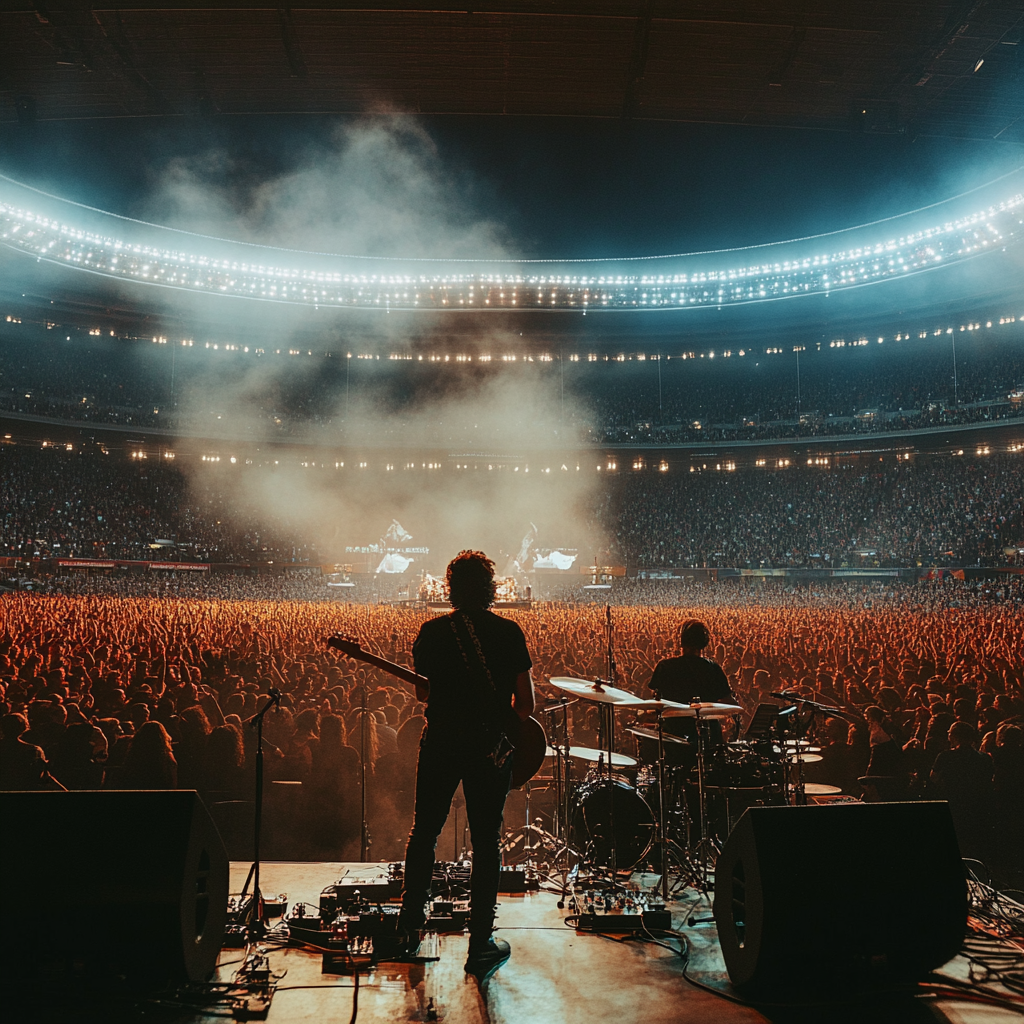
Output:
top-left (652, 709), bottom-right (694, 902)
top-left (601, 606), bottom-right (619, 878)
top-left (785, 703), bottom-right (821, 805)
top-left (546, 697), bottom-right (574, 847)
top-left (596, 696), bottom-right (618, 879)
top-left (679, 706), bottom-right (720, 898)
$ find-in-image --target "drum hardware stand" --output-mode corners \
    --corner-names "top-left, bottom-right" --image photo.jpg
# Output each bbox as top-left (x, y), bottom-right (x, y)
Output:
top-left (500, 780), bottom-right (559, 868)
top-left (651, 709), bottom-right (696, 902)
top-left (502, 699), bottom-right (584, 892)
top-left (600, 606), bottom-right (619, 878)
top-left (592, 696), bottom-right (622, 882)
top-left (544, 697), bottom-right (576, 851)
top-left (676, 705), bottom-right (720, 904)
top-left (239, 686), bottom-right (281, 941)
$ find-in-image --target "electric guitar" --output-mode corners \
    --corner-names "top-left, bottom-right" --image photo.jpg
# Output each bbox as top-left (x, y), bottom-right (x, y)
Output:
top-left (325, 634), bottom-right (547, 788)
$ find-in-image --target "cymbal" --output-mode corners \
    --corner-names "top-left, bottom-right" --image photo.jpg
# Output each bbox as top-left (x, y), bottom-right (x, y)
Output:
top-left (662, 701), bottom-right (743, 719)
top-left (544, 743), bottom-right (639, 767)
top-left (788, 753), bottom-right (823, 764)
top-left (782, 741), bottom-right (822, 752)
top-left (567, 746), bottom-right (638, 768)
top-left (626, 725), bottom-right (690, 746)
top-left (548, 677), bottom-right (644, 706)
top-left (803, 783), bottom-right (842, 795)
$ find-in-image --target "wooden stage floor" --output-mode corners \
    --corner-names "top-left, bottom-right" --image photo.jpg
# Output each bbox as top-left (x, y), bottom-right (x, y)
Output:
top-left (187, 861), bottom-right (1015, 1024)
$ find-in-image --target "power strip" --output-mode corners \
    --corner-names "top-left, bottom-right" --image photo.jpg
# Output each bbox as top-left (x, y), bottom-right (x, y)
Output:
top-left (576, 908), bottom-right (673, 933)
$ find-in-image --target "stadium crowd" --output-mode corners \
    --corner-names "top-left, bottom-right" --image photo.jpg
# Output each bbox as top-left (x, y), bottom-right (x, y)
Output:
top-left (607, 452), bottom-right (1024, 568)
top-left (8, 444), bottom-right (1021, 571)
top-left (0, 591), bottom-right (1021, 882)
top-left (3, 318), bottom-right (1024, 446)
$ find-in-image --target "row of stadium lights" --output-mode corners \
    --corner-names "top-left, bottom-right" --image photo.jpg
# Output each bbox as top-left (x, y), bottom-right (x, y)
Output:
top-left (113, 314), bottom-right (1024, 361)
top-left (132, 449), bottom-right (1018, 469)
top-left (148, 313), bottom-right (1021, 360)
top-left (19, 438), bottom-right (1021, 465)
top-left (3, 192), bottom-right (1019, 297)
top-left (5, 314), bottom-right (1023, 362)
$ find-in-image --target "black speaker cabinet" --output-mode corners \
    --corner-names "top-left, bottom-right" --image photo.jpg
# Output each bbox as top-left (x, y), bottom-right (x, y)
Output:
top-left (713, 801), bottom-right (966, 996)
top-left (0, 790), bottom-right (228, 985)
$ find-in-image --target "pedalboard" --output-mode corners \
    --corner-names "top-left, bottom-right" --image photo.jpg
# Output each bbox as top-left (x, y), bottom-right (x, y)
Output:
top-left (573, 891), bottom-right (673, 933)
top-left (276, 861), bottom-right (539, 973)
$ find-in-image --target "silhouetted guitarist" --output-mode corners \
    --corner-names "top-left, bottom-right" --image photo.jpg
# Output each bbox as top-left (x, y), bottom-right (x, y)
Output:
top-left (399, 549), bottom-right (534, 981)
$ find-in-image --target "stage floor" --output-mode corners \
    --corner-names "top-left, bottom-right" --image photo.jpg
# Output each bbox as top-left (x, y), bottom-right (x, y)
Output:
top-left (187, 861), bottom-right (1015, 1024)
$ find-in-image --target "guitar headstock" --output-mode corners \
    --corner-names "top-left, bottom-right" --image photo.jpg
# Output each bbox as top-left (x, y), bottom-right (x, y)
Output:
top-left (326, 634), bottom-right (363, 658)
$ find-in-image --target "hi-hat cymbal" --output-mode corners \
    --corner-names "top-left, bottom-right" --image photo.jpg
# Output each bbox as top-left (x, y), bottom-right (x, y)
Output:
top-left (544, 743), bottom-right (638, 767)
top-left (788, 753), bottom-right (823, 764)
top-left (626, 726), bottom-right (690, 746)
top-left (803, 783), bottom-right (842, 795)
top-left (566, 746), bottom-right (638, 768)
top-left (548, 677), bottom-right (644, 706)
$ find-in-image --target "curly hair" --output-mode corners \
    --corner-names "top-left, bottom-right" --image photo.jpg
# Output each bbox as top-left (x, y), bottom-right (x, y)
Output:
top-left (446, 550), bottom-right (497, 610)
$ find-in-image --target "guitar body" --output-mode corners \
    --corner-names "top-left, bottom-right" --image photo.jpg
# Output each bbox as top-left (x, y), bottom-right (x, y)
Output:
top-left (508, 715), bottom-right (547, 789)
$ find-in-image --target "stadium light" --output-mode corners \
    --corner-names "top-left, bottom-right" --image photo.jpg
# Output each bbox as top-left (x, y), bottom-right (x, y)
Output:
top-left (1, 171), bottom-right (1023, 312)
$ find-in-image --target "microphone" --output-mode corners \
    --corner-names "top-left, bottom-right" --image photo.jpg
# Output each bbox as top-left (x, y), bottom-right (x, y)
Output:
top-left (268, 687), bottom-right (282, 705)
top-left (770, 690), bottom-right (795, 699)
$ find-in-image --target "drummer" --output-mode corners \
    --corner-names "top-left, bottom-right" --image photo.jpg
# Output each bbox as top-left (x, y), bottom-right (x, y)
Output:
top-left (646, 619), bottom-right (739, 764)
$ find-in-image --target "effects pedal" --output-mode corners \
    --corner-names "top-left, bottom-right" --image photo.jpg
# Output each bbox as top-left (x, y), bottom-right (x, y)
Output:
top-left (425, 897), bottom-right (470, 932)
top-left (498, 866), bottom-right (539, 893)
top-left (320, 878), bottom-right (399, 918)
top-left (321, 936), bottom-right (374, 975)
top-left (283, 904), bottom-right (327, 947)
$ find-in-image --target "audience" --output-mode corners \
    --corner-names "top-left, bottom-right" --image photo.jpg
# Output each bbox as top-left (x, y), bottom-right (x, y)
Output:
top-left (0, 586), bottom-right (1021, 882)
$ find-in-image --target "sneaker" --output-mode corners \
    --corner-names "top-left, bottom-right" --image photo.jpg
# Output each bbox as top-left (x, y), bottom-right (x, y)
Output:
top-left (464, 937), bottom-right (511, 981)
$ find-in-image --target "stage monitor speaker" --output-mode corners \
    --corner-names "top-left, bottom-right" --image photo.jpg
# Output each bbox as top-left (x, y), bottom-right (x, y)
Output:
top-left (0, 790), bottom-right (228, 985)
top-left (713, 801), bottom-right (966, 997)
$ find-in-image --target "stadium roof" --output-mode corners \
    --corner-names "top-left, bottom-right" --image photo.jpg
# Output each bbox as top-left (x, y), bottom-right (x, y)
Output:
top-left (2, 2), bottom-right (1022, 141)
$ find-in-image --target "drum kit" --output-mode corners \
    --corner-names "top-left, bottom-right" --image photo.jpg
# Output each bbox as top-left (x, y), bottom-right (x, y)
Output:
top-left (501, 676), bottom-right (844, 902)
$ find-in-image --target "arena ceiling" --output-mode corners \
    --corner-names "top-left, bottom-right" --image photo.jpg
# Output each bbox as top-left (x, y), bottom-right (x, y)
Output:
top-left (1, 2), bottom-right (1023, 141)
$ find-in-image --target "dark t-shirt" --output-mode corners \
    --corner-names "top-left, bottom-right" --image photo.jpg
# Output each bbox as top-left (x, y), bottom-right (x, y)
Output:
top-left (649, 655), bottom-right (737, 745)
top-left (413, 609), bottom-right (532, 747)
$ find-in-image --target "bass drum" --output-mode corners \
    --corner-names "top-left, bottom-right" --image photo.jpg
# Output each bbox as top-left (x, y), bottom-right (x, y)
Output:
top-left (570, 776), bottom-right (655, 870)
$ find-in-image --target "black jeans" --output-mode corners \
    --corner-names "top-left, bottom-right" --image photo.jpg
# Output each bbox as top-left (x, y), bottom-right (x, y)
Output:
top-left (401, 733), bottom-right (512, 940)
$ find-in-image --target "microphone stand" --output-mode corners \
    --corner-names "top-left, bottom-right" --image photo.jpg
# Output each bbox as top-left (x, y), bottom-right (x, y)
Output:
top-left (604, 605), bottom-right (617, 880)
top-left (240, 687), bottom-right (281, 941)
top-left (360, 680), bottom-right (371, 862)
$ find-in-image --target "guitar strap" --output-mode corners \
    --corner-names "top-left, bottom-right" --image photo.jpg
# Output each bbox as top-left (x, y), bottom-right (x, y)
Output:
top-left (449, 612), bottom-right (515, 769)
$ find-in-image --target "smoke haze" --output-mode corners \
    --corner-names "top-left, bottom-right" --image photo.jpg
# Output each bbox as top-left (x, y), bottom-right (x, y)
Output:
top-left (134, 116), bottom-right (601, 570)
top-left (139, 115), bottom-right (514, 261)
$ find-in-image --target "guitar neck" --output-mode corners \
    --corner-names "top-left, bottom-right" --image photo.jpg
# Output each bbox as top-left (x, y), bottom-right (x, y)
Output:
top-left (332, 643), bottom-right (426, 688)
